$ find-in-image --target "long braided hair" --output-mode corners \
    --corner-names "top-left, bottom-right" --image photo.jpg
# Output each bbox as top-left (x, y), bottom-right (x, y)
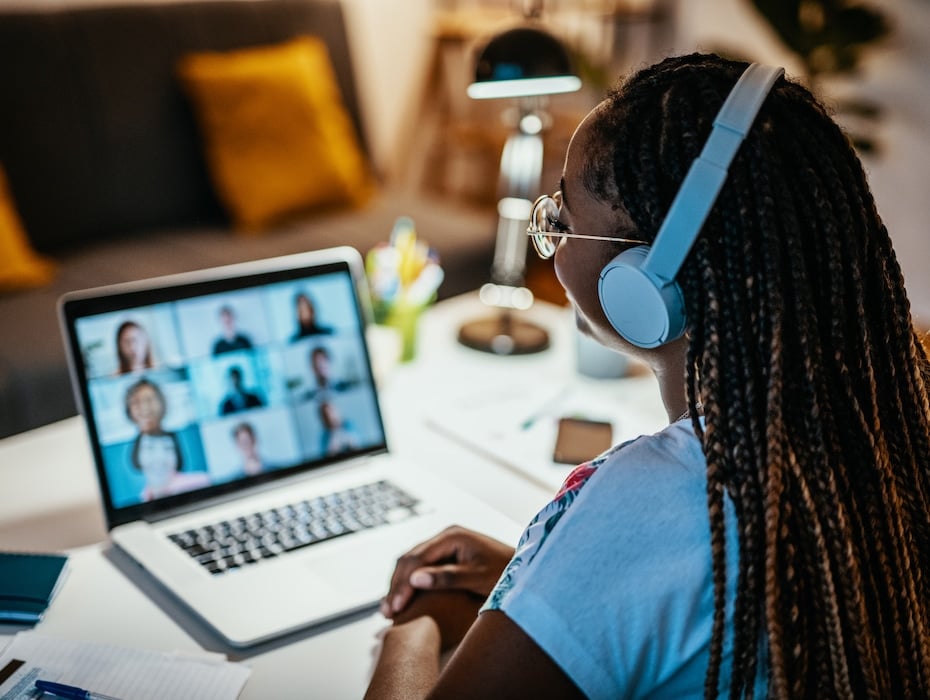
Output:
top-left (585, 53), bottom-right (930, 698)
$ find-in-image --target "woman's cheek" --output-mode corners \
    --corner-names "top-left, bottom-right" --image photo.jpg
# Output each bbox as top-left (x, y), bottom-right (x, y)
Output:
top-left (554, 251), bottom-right (595, 319)
top-left (553, 245), bottom-right (588, 301)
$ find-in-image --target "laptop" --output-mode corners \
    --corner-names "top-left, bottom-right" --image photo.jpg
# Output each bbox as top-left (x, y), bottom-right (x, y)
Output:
top-left (58, 246), bottom-right (520, 647)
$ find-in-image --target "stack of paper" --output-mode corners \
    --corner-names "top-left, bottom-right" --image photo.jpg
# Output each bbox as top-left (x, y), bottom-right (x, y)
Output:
top-left (427, 375), bottom-right (668, 493)
top-left (0, 632), bottom-right (251, 700)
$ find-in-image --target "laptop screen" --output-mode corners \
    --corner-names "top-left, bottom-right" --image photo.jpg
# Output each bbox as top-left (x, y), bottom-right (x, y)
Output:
top-left (59, 249), bottom-right (388, 528)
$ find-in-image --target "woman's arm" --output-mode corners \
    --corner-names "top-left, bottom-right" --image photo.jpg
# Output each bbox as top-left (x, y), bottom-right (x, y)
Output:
top-left (381, 526), bottom-right (515, 617)
top-left (369, 526), bottom-right (585, 698)
top-left (366, 597), bottom-right (586, 700)
top-left (431, 611), bottom-right (586, 699)
top-left (365, 616), bottom-right (441, 700)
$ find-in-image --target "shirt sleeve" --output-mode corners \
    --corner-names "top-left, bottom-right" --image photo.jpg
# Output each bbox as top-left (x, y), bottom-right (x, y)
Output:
top-left (482, 422), bottom-right (740, 699)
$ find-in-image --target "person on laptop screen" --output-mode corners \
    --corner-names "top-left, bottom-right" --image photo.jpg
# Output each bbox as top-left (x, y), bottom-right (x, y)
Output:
top-left (218, 365), bottom-right (264, 415)
top-left (303, 346), bottom-right (358, 401)
top-left (114, 320), bottom-right (155, 375)
top-left (365, 54), bottom-right (930, 699)
top-left (231, 421), bottom-right (265, 476)
top-left (291, 292), bottom-right (333, 340)
top-left (212, 304), bottom-right (254, 355)
top-left (125, 378), bottom-right (210, 501)
top-left (318, 400), bottom-right (360, 456)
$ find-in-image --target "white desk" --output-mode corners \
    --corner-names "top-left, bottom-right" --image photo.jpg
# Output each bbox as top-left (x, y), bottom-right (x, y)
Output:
top-left (0, 293), bottom-right (666, 699)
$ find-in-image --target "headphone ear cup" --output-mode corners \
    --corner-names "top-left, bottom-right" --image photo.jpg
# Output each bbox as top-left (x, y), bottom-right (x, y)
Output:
top-left (598, 245), bottom-right (687, 349)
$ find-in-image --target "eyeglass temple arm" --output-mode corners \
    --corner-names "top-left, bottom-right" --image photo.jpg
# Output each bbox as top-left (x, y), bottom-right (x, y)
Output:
top-left (641, 64), bottom-right (784, 284)
top-left (524, 231), bottom-right (645, 244)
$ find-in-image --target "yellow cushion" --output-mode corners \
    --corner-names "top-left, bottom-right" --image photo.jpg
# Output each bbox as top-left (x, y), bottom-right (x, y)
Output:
top-left (177, 36), bottom-right (374, 231)
top-left (0, 165), bottom-right (55, 291)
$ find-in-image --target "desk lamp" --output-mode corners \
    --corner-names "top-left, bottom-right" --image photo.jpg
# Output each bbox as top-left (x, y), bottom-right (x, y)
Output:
top-left (457, 19), bottom-right (581, 355)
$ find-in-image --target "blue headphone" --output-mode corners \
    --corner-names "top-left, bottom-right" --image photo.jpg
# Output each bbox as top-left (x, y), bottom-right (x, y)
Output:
top-left (598, 63), bottom-right (784, 349)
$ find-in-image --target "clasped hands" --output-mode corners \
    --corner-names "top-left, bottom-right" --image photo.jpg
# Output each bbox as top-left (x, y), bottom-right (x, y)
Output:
top-left (379, 525), bottom-right (515, 651)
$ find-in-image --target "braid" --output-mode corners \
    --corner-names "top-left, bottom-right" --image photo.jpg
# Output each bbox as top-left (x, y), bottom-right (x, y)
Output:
top-left (586, 53), bottom-right (930, 698)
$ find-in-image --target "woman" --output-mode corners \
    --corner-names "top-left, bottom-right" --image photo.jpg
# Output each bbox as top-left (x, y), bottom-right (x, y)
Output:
top-left (232, 421), bottom-right (264, 476)
top-left (318, 400), bottom-right (360, 455)
top-left (366, 54), bottom-right (930, 698)
top-left (115, 320), bottom-right (153, 374)
top-left (125, 378), bottom-right (209, 501)
top-left (291, 292), bottom-right (332, 340)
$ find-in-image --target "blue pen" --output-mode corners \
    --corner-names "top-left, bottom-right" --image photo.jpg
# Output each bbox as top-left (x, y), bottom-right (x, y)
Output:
top-left (34, 679), bottom-right (122, 700)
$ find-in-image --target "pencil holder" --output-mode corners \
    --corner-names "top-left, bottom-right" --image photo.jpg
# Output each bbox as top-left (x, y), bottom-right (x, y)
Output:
top-left (378, 301), bottom-right (425, 363)
top-left (366, 217), bottom-right (443, 363)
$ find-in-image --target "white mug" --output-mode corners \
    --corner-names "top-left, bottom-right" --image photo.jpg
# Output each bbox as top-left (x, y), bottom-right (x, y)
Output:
top-left (574, 325), bottom-right (630, 379)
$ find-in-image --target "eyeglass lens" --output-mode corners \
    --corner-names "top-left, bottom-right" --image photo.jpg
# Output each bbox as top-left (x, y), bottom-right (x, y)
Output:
top-left (530, 195), bottom-right (561, 259)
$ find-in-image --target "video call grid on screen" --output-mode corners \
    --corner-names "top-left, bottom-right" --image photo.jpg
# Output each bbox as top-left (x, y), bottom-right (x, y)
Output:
top-left (64, 263), bottom-right (388, 521)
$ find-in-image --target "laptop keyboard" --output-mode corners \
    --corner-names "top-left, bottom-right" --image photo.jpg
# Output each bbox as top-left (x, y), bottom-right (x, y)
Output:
top-left (168, 480), bottom-right (420, 575)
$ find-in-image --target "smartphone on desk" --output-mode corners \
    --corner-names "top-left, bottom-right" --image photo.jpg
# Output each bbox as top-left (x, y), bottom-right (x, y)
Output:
top-left (552, 417), bottom-right (614, 465)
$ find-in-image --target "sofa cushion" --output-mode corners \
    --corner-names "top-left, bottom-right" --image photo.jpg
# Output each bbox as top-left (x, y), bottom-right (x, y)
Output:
top-left (178, 35), bottom-right (374, 230)
top-left (0, 165), bottom-right (55, 290)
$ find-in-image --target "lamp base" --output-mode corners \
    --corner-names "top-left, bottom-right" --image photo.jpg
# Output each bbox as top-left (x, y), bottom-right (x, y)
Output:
top-left (457, 311), bottom-right (549, 355)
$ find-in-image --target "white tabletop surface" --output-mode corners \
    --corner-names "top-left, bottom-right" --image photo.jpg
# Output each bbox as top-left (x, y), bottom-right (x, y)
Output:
top-left (0, 292), bottom-right (668, 699)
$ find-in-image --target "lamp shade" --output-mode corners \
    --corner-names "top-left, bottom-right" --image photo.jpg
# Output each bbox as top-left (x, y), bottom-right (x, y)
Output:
top-left (467, 26), bottom-right (582, 100)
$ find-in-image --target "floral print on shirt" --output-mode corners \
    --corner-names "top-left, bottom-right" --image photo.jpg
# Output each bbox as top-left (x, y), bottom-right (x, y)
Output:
top-left (483, 441), bottom-right (631, 611)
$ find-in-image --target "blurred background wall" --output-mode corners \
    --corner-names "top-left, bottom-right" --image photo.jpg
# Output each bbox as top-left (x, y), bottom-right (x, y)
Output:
top-left (341, 0), bottom-right (930, 324)
top-left (2, 0), bottom-right (926, 322)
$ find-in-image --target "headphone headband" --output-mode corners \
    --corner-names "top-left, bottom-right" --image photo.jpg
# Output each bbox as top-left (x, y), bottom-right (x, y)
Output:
top-left (598, 63), bottom-right (784, 348)
top-left (642, 64), bottom-right (784, 283)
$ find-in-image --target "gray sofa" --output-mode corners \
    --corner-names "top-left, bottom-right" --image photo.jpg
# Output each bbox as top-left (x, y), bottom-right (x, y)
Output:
top-left (0, 0), bottom-right (496, 438)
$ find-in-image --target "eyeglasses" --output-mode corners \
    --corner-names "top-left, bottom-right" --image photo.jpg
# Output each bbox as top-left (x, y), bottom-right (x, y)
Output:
top-left (527, 194), bottom-right (647, 259)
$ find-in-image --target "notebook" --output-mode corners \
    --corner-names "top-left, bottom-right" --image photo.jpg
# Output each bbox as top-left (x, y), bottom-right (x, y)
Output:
top-left (0, 552), bottom-right (68, 624)
top-left (58, 246), bottom-right (520, 647)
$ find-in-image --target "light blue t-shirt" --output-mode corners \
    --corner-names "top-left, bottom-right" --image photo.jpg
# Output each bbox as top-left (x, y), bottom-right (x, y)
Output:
top-left (482, 419), bottom-right (766, 699)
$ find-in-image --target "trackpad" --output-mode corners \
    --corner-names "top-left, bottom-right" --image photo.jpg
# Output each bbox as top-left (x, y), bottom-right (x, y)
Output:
top-left (308, 536), bottom-right (402, 601)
